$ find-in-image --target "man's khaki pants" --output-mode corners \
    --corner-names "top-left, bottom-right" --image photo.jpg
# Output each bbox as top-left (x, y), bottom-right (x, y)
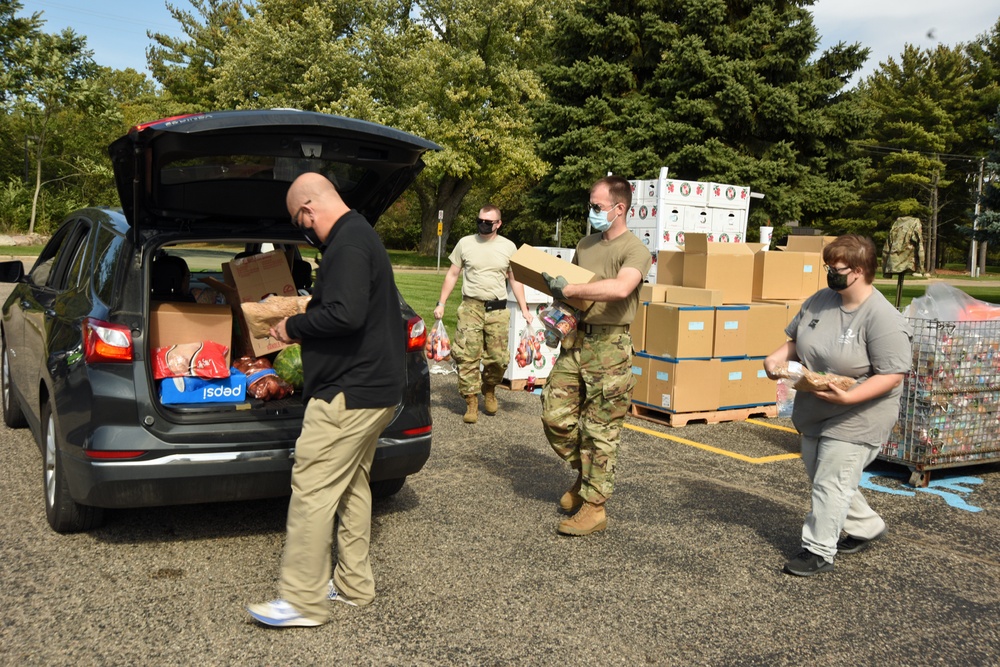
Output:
top-left (279, 393), bottom-right (394, 622)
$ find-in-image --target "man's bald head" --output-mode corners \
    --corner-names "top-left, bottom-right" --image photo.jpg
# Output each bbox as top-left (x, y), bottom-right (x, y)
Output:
top-left (286, 173), bottom-right (350, 243)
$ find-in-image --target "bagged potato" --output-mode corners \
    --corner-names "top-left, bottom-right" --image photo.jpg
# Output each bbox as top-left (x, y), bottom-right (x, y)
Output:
top-left (241, 295), bottom-right (311, 338)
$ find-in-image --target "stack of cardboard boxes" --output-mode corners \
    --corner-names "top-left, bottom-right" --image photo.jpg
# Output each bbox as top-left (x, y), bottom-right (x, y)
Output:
top-left (631, 233), bottom-right (835, 415)
top-left (626, 175), bottom-right (753, 284)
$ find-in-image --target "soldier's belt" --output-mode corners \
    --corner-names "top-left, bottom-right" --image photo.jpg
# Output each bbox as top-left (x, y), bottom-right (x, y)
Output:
top-left (580, 323), bottom-right (630, 336)
top-left (464, 297), bottom-right (507, 312)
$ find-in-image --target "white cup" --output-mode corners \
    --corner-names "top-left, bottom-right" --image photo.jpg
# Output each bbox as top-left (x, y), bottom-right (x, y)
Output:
top-left (759, 226), bottom-right (773, 251)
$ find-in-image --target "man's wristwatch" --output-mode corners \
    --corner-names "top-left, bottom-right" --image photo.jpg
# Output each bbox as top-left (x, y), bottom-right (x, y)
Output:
top-left (436, 301), bottom-right (443, 307)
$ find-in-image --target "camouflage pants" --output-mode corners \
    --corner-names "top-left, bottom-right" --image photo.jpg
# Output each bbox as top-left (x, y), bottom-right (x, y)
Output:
top-left (541, 332), bottom-right (635, 504)
top-left (452, 299), bottom-right (510, 396)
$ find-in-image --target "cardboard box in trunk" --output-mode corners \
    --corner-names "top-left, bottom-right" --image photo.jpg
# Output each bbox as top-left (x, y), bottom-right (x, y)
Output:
top-left (149, 303), bottom-right (233, 367)
top-left (203, 250), bottom-right (297, 357)
top-left (509, 244), bottom-right (597, 311)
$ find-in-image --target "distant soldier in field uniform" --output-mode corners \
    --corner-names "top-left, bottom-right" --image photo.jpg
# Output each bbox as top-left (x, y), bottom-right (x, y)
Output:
top-left (540, 176), bottom-right (651, 536)
top-left (434, 205), bottom-right (532, 424)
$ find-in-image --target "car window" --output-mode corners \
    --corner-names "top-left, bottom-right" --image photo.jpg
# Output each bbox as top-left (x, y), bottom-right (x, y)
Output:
top-left (28, 223), bottom-right (74, 288)
top-left (92, 226), bottom-right (126, 307)
top-left (65, 221), bottom-right (93, 289)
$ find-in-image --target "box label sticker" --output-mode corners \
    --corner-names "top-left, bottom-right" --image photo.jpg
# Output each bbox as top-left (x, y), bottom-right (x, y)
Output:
top-left (728, 371), bottom-right (743, 381)
top-left (757, 369), bottom-right (768, 378)
top-left (724, 320), bottom-right (739, 330)
top-left (632, 366), bottom-right (642, 375)
top-left (688, 322), bottom-right (705, 331)
top-left (803, 265), bottom-right (815, 273)
top-left (661, 394), bottom-right (671, 409)
top-left (656, 371), bottom-right (670, 381)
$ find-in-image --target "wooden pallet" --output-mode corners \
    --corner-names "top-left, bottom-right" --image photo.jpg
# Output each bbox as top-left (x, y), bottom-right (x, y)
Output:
top-left (630, 403), bottom-right (777, 427)
top-left (500, 376), bottom-right (548, 392)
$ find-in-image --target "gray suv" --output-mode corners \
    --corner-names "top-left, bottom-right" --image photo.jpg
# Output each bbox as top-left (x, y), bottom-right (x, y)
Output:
top-left (0, 109), bottom-right (438, 532)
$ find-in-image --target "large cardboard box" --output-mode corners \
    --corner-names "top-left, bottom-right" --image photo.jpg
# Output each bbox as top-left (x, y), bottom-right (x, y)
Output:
top-left (631, 353), bottom-right (651, 404)
top-left (643, 356), bottom-right (721, 413)
top-left (745, 302), bottom-right (789, 357)
top-left (149, 302), bottom-right (233, 366)
top-left (661, 179), bottom-right (709, 206)
top-left (632, 301), bottom-right (648, 352)
top-left (719, 358), bottom-right (775, 409)
top-left (752, 248), bottom-right (813, 300)
top-left (644, 303), bottom-right (714, 359)
top-left (204, 250), bottom-right (297, 357)
top-left (708, 182), bottom-right (752, 210)
top-left (640, 283), bottom-right (669, 303)
top-left (509, 244), bottom-right (597, 311)
top-left (681, 233), bottom-right (754, 304)
top-left (713, 305), bottom-right (749, 358)
top-left (664, 286), bottom-right (724, 307)
top-left (655, 250), bottom-right (685, 285)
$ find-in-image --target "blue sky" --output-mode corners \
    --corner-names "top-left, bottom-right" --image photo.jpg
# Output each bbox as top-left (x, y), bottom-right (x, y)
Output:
top-left (24, 0), bottom-right (1000, 82)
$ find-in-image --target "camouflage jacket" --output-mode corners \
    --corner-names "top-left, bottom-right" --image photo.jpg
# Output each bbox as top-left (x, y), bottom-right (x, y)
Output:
top-left (883, 216), bottom-right (925, 276)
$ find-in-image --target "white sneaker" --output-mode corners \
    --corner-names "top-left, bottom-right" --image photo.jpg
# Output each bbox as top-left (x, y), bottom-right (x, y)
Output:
top-left (246, 599), bottom-right (323, 627)
top-left (327, 580), bottom-right (358, 606)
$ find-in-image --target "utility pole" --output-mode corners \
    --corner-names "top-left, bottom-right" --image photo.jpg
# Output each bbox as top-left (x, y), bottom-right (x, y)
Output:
top-left (971, 157), bottom-right (985, 277)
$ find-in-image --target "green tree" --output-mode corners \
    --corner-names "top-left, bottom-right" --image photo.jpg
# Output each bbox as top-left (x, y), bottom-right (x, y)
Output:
top-left (3, 26), bottom-right (104, 233)
top-left (965, 17), bottom-right (1000, 273)
top-left (214, 0), bottom-right (553, 253)
top-left (852, 44), bottom-right (980, 273)
top-left (531, 0), bottom-right (872, 242)
top-left (147, 0), bottom-right (248, 110)
top-left (973, 112), bottom-right (1000, 252)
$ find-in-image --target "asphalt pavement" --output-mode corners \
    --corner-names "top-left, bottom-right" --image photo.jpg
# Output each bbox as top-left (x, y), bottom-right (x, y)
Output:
top-left (2, 369), bottom-right (1000, 666)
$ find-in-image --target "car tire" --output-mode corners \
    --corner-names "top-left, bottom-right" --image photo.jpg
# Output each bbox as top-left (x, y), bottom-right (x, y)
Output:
top-left (42, 402), bottom-right (103, 532)
top-left (2, 340), bottom-right (26, 428)
top-left (370, 477), bottom-right (406, 499)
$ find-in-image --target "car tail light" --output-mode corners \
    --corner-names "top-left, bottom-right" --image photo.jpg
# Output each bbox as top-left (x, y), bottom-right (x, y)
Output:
top-left (84, 450), bottom-right (145, 460)
top-left (406, 316), bottom-right (426, 353)
top-left (402, 425), bottom-right (432, 437)
top-left (83, 318), bottom-right (133, 363)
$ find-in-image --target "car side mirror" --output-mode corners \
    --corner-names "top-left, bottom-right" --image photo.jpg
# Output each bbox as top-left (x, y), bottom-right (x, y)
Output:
top-left (0, 260), bottom-right (26, 283)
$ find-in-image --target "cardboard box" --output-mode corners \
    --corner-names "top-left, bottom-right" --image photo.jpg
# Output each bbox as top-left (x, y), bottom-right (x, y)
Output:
top-left (664, 286), bottom-right (724, 307)
top-left (644, 303), bottom-right (714, 359)
top-left (710, 209), bottom-right (745, 241)
top-left (631, 353), bottom-right (651, 403)
top-left (655, 250), bottom-right (685, 285)
top-left (640, 284), bottom-right (668, 303)
top-left (782, 235), bottom-right (837, 253)
top-left (713, 305), bottom-right (749, 358)
top-left (681, 233), bottom-right (754, 304)
top-left (509, 244), bottom-right (597, 311)
top-left (203, 250), bottom-right (297, 357)
top-left (661, 179), bottom-right (709, 206)
top-left (683, 207), bottom-right (712, 234)
top-left (149, 303), bottom-right (233, 366)
top-left (632, 302), bottom-right (648, 352)
top-left (752, 248), bottom-right (813, 300)
top-left (719, 358), bottom-right (775, 409)
top-left (159, 369), bottom-right (248, 405)
top-left (745, 302), bottom-right (789, 357)
top-left (642, 356), bottom-right (721, 413)
top-left (708, 183), bottom-right (752, 210)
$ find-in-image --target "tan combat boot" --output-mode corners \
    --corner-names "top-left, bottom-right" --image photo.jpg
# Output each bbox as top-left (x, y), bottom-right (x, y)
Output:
top-left (463, 395), bottom-right (479, 424)
top-left (557, 501), bottom-right (607, 536)
top-left (482, 385), bottom-right (498, 415)
top-left (558, 471), bottom-right (583, 513)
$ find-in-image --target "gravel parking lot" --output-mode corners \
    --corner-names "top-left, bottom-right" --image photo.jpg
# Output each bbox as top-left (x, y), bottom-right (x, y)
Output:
top-left (2, 368), bottom-right (1000, 666)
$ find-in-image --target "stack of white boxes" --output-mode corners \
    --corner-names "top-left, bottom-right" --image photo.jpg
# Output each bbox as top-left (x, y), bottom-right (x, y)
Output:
top-left (502, 246), bottom-right (572, 387)
top-left (626, 171), bottom-right (753, 284)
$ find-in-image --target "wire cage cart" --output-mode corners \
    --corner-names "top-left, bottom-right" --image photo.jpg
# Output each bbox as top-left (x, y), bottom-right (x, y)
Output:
top-left (881, 318), bottom-right (1000, 487)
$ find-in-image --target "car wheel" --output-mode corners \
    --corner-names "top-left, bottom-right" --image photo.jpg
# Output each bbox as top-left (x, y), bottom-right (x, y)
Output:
top-left (42, 402), bottom-right (103, 532)
top-left (370, 477), bottom-right (406, 499)
top-left (2, 341), bottom-right (26, 428)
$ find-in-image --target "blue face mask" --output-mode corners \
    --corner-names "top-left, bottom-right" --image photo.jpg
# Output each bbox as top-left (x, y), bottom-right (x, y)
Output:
top-left (588, 206), bottom-right (618, 232)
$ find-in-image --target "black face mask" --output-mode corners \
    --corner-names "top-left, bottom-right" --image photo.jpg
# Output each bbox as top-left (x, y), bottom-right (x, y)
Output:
top-left (827, 271), bottom-right (853, 291)
top-left (477, 219), bottom-right (497, 235)
top-left (294, 219), bottom-right (322, 248)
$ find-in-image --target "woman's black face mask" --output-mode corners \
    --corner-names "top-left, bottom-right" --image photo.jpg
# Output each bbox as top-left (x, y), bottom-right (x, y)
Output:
top-left (826, 267), bottom-right (854, 291)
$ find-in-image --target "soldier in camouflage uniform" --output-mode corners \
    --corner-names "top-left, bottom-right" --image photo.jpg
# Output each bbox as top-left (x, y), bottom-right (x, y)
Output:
top-left (541, 176), bottom-right (651, 536)
top-left (434, 205), bottom-right (532, 424)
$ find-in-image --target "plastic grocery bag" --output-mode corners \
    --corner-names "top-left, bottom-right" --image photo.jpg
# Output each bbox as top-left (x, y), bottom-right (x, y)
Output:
top-left (426, 319), bottom-right (457, 375)
top-left (904, 282), bottom-right (1000, 321)
top-left (515, 324), bottom-right (540, 368)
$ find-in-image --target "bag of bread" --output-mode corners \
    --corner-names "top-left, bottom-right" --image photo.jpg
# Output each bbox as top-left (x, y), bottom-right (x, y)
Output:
top-left (772, 361), bottom-right (856, 393)
top-left (240, 296), bottom-right (311, 338)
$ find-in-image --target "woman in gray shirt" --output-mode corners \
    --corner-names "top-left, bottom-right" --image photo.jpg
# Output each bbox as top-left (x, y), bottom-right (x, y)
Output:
top-left (764, 235), bottom-right (912, 577)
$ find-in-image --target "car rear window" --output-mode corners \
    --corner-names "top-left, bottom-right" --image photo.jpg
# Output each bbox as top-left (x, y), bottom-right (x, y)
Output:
top-left (160, 156), bottom-right (368, 195)
top-left (93, 226), bottom-right (126, 307)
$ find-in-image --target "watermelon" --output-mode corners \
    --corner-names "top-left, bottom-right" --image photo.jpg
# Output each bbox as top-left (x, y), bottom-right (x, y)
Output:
top-left (273, 344), bottom-right (304, 389)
